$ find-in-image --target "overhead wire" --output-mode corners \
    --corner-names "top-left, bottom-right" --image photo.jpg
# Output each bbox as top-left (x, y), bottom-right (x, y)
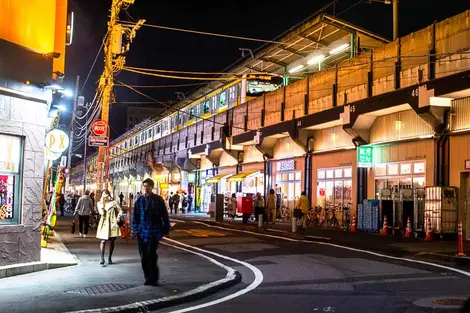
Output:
top-left (122, 67), bottom-right (239, 81)
top-left (81, 31), bottom-right (109, 93)
top-left (114, 82), bottom-right (207, 88)
top-left (118, 20), bottom-right (313, 49)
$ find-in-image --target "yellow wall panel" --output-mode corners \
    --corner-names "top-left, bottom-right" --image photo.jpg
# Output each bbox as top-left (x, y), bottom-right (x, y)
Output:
top-left (0, 0), bottom-right (58, 53)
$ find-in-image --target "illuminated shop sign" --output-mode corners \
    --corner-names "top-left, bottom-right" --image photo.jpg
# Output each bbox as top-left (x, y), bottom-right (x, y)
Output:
top-left (357, 146), bottom-right (373, 168)
top-left (278, 160), bottom-right (295, 171)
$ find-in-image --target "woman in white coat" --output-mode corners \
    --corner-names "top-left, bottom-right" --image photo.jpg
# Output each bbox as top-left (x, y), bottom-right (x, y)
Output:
top-left (96, 189), bottom-right (123, 266)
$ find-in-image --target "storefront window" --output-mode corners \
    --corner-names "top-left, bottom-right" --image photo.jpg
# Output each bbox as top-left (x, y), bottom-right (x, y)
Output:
top-left (276, 170), bottom-right (301, 206)
top-left (374, 161), bottom-right (426, 198)
top-left (316, 167), bottom-right (353, 226)
top-left (0, 134), bottom-right (23, 225)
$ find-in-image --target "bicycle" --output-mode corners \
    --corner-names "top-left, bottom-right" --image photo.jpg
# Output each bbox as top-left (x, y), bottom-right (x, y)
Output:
top-left (277, 205), bottom-right (291, 223)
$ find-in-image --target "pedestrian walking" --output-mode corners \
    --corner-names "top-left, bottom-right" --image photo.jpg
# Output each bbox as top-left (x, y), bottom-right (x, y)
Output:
top-left (266, 189), bottom-right (277, 223)
top-left (296, 191), bottom-right (310, 232)
top-left (254, 192), bottom-right (265, 223)
top-left (73, 190), bottom-right (94, 237)
top-left (119, 192), bottom-right (124, 207)
top-left (132, 178), bottom-right (170, 286)
top-left (58, 193), bottom-right (65, 217)
top-left (96, 189), bottom-right (123, 266)
top-left (227, 193), bottom-right (237, 220)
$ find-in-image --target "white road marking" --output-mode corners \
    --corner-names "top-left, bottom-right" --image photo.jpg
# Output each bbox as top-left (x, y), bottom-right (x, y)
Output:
top-left (190, 220), bottom-right (470, 278)
top-left (306, 235), bottom-right (331, 241)
top-left (163, 237), bottom-right (264, 313)
top-left (266, 228), bottom-right (286, 233)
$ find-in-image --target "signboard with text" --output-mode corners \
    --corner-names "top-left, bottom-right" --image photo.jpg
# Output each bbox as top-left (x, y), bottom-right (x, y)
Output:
top-left (88, 136), bottom-right (108, 147)
top-left (357, 146), bottom-right (373, 168)
top-left (91, 120), bottom-right (108, 136)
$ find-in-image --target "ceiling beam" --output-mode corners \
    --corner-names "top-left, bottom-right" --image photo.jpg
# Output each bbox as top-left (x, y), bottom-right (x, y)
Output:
top-left (297, 34), bottom-right (327, 46)
top-left (278, 46), bottom-right (308, 57)
top-left (257, 56), bottom-right (288, 67)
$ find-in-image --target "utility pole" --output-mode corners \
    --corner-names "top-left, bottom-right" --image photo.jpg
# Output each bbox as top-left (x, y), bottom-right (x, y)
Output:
top-left (66, 75), bottom-right (80, 192)
top-left (96, 0), bottom-right (144, 197)
top-left (393, 0), bottom-right (398, 40)
top-left (82, 116), bottom-right (88, 192)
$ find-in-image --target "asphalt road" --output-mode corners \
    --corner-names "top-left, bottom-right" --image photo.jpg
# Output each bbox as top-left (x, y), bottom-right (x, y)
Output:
top-left (156, 219), bottom-right (470, 313)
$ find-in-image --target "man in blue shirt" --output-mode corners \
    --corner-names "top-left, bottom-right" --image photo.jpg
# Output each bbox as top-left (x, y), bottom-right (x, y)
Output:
top-left (132, 178), bottom-right (170, 286)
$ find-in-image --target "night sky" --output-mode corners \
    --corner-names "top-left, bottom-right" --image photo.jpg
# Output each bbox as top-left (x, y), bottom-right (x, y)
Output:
top-left (63, 0), bottom-right (470, 163)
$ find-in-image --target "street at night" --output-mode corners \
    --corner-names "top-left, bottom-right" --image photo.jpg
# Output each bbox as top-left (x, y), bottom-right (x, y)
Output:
top-left (154, 219), bottom-right (470, 313)
top-left (3, 0), bottom-right (470, 312)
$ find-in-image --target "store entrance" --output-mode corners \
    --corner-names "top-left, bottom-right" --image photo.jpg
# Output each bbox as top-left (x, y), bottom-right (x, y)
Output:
top-left (460, 172), bottom-right (470, 240)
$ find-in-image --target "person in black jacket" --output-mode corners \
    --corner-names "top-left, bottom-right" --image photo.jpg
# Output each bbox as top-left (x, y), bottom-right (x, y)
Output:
top-left (132, 178), bottom-right (171, 286)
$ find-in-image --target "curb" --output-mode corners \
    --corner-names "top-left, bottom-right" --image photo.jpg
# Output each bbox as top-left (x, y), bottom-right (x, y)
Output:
top-left (0, 231), bottom-right (79, 280)
top-left (183, 218), bottom-right (470, 265)
top-left (63, 270), bottom-right (242, 313)
top-left (414, 252), bottom-right (470, 265)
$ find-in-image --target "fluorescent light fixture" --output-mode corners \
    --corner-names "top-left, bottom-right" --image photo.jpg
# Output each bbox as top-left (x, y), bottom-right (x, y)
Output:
top-left (63, 89), bottom-right (74, 97)
top-left (329, 43), bottom-right (350, 55)
top-left (307, 55), bottom-right (325, 65)
top-left (288, 65), bottom-right (304, 73)
top-left (55, 104), bottom-right (67, 112)
top-left (47, 84), bottom-right (63, 90)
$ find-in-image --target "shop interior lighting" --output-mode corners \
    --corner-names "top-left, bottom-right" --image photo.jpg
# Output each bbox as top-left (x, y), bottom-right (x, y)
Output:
top-left (307, 55), bottom-right (325, 65)
top-left (329, 43), bottom-right (350, 55)
top-left (288, 65), bottom-right (304, 73)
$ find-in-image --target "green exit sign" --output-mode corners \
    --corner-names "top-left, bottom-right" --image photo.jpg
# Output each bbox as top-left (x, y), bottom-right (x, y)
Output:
top-left (358, 146), bottom-right (373, 168)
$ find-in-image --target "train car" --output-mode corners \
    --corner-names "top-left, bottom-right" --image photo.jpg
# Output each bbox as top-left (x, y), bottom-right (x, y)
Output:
top-left (108, 73), bottom-right (284, 160)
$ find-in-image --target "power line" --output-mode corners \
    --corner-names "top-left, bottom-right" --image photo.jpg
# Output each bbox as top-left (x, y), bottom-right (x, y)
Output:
top-left (118, 20), bottom-right (312, 48)
top-left (122, 66), bottom-right (238, 81)
top-left (114, 82), bottom-right (206, 88)
top-left (81, 32), bottom-right (108, 93)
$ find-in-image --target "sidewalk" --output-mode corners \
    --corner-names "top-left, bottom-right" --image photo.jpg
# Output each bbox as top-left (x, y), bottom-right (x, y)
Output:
top-left (177, 214), bottom-right (470, 265)
top-left (0, 220), bottom-right (78, 279)
top-left (0, 216), bottom-right (238, 313)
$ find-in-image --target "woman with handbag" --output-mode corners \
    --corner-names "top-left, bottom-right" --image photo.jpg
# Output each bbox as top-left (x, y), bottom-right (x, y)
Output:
top-left (96, 189), bottom-right (123, 266)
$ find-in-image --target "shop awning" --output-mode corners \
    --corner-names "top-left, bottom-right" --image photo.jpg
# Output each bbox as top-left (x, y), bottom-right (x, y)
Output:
top-left (227, 170), bottom-right (260, 182)
top-left (206, 173), bottom-right (232, 184)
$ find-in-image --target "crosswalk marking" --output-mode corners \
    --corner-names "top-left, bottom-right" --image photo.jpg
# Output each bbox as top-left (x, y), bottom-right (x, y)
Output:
top-left (174, 229), bottom-right (226, 237)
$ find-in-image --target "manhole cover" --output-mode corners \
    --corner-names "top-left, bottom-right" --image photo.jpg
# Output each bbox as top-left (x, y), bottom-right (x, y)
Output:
top-left (65, 283), bottom-right (136, 295)
top-left (433, 299), bottom-right (465, 306)
top-left (413, 296), bottom-right (468, 309)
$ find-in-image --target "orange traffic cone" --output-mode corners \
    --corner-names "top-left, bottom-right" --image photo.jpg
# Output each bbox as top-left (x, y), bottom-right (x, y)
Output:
top-left (404, 216), bottom-right (412, 238)
top-left (381, 216), bottom-right (388, 236)
top-left (424, 216), bottom-right (433, 241)
top-left (456, 221), bottom-right (466, 257)
top-left (350, 215), bottom-right (357, 232)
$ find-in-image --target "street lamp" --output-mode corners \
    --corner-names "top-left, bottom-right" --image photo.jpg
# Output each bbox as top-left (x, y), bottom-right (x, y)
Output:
top-left (367, 0), bottom-right (398, 40)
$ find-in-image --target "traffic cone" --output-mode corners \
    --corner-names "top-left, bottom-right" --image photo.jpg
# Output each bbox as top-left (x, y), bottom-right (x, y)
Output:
top-left (404, 216), bottom-right (412, 238)
top-left (424, 216), bottom-right (433, 241)
top-left (350, 215), bottom-right (357, 232)
top-left (381, 216), bottom-right (388, 235)
top-left (456, 221), bottom-right (466, 257)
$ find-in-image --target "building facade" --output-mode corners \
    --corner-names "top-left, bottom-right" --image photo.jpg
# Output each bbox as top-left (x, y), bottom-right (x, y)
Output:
top-left (72, 11), bottom-right (470, 238)
top-left (0, 0), bottom-right (69, 266)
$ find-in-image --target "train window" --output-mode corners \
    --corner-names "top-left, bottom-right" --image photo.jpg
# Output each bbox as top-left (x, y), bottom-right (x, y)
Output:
top-left (149, 128), bottom-right (153, 138)
top-left (156, 125), bottom-right (161, 134)
top-left (229, 85), bottom-right (236, 100)
top-left (203, 100), bottom-right (210, 114)
top-left (219, 92), bottom-right (227, 107)
top-left (189, 107), bottom-right (195, 119)
top-left (129, 138), bottom-right (133, 146)
top-left (178, 112), bottom-right (184, 125)
top-left (141, 133), bottom-right (144, 141)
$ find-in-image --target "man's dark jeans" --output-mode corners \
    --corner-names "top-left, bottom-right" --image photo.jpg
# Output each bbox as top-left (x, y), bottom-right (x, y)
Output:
top-left (137, 234), bottom-right (159, 284)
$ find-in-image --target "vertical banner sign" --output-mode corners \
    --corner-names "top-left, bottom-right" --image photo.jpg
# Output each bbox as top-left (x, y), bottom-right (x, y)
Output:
top-left (357, 146), bottom-right (373, 168)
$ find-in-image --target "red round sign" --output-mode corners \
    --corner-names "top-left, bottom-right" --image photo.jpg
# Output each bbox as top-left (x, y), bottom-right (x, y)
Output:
top-left (91, 120), bottom-right (107, 136)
